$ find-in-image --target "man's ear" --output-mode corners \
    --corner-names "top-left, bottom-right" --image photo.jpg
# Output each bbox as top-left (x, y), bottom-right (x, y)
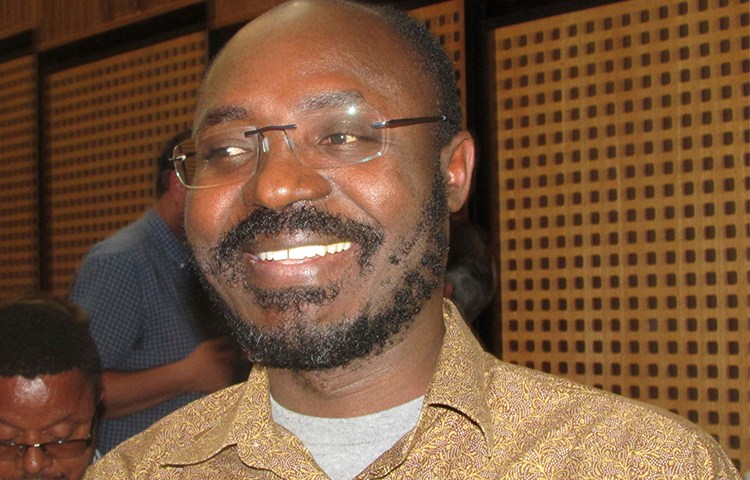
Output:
top-left (441, 131), bottom-right (475, 213)
top-left (166, 170), bottom-right (187, 205)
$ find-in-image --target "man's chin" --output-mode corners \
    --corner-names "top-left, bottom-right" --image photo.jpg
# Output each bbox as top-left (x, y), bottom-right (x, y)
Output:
top-left (248, 284), bottom-right (339, 314)
top-left (225, 319), bottom-right (361, 370)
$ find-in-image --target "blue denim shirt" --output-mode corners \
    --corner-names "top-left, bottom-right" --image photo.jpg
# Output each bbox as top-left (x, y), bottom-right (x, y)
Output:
top-left (70, 209), bottom-right (208, 454)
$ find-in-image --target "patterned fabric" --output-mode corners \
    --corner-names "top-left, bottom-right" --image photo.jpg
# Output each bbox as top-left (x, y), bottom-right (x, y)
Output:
top-left (85, 300), bottom-right (739, 479)
top-left (70, 209), bottom-right (208, 454)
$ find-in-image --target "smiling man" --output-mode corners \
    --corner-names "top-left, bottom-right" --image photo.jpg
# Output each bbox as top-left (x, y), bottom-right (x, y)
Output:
top-left (85, 1), bottom-right (739, 478)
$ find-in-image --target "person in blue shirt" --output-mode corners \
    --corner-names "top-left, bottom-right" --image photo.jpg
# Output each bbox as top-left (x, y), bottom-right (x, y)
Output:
top-left (69, 131), bottom-right (244, 454)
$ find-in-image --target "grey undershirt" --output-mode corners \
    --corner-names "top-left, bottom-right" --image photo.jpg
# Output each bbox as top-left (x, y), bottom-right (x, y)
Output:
top-left (271, 395), bottom-right (424, 480)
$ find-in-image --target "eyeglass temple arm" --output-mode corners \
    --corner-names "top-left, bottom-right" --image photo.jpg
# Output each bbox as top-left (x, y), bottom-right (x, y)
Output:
top-left (372, 115), bottom-right (447, 129)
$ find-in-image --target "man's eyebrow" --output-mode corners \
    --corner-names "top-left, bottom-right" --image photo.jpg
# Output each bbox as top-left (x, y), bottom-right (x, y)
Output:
top-left (197, 105), bottom-right (253, 131)
top-left (196, 91), bottom-right (368, 130)
top-left (296, 90), bottom-right (367, 114)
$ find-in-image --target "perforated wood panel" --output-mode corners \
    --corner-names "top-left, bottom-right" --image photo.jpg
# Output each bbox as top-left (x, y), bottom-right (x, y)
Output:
top-left (491, 0), bottom-right (749, 471)
top-left (44, 32), bottom-right (207, 296)
top-left (0, 56), bottom-right (39, 301)
top-left (409, 0), bottom-right (467, 127)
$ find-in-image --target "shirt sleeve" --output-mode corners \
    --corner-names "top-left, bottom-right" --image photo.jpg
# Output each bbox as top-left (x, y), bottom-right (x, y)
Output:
top-left (690, 432), bottom-right (743, 480)
top-left (69, 251), bottom-right (146, 370)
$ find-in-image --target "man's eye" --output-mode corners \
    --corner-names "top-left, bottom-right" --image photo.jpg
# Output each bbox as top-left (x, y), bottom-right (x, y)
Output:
top-left (200, 143), bottom-right (260, 165)
top-left (205, 146), bottom-right (248, 160)
top-left (322, 133), bottom-right (358, 146)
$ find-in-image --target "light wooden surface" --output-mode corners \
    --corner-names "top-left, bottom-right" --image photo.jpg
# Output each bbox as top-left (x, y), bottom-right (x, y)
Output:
top-left (491, 0), bottom-right (749, 470)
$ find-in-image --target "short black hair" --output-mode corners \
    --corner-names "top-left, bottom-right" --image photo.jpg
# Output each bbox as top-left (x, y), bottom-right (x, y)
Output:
top-left (0, 295), bottom-right (103, 400)
top-left (368, 4), bottom-right (462, 149)
top-left (156, 129), bottom-right (192, 198)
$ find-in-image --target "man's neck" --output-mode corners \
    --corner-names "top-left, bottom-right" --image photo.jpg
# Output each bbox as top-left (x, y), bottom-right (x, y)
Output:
top-left (267, 297), bottom-right (446, 418)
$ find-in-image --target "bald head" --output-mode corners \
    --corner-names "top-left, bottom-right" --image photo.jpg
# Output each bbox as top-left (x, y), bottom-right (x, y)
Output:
top-left (197, 0), bottom-right (460, 146)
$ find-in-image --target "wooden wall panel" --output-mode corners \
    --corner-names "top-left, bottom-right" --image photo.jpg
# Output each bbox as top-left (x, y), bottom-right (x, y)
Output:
top-left (409, 0), bottom-right (467, 128)
top-left (43, 32), bottom-right (207, 296)
top-left (0, 56), bottom-right (38, 301)
top-left (491, 0), bottom-right (749, 471)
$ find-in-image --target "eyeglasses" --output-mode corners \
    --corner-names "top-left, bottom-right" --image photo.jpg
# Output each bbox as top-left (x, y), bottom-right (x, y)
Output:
top-left (0, 415), bottom-right (95, 461)
top-left (171, 105), bottom-right (447, 189)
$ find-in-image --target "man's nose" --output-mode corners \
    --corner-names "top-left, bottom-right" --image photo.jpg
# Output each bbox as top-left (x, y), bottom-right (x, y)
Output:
top-left (241, 131), bottom-right (333, 210)
top-left (19, 445), bottom-right (52, 474)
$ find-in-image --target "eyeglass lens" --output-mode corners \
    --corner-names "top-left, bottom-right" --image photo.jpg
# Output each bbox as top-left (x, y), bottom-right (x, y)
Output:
top-left (0, 438), bottom-right (92, 460)
top-left (173, 105), bottom-right (388, 189)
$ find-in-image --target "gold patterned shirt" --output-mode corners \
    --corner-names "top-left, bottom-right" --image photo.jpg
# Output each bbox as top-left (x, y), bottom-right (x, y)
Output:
top-left (85, 300), bottom-right (739, 479)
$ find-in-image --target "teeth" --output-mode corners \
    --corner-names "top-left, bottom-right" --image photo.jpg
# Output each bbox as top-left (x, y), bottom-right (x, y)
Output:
top-left (257, 242), bottom-right (352, 262)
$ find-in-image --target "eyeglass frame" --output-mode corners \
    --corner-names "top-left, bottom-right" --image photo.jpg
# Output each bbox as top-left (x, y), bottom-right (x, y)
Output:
top-left (170, 114), bottom-right (448, 189)
top-left (0, 413), bottom-right (97, 461)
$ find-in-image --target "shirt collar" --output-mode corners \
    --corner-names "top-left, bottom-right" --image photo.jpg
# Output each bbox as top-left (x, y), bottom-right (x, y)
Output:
top-left (161, 367), bottom-right (318, 472)
top-left (161, 369), bottom-right (271, 467)
top-left (367, 300), bottom-right (494, 477)
top-left (424, 299), bottom-right (494, 447)
top-left (161, 299), bottom-right (493, 468)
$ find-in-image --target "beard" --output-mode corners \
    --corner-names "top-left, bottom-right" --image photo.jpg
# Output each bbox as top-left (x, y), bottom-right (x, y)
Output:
top-left (10, 473), bottom-right (67, 480)
top-left (195, 166), bottom-right (449, 371)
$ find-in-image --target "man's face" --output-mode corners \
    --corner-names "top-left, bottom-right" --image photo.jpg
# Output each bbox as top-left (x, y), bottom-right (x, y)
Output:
top-left (0, 372), bottom-right (97, 480)
top-left (186, 2), bottom-right (463, 369)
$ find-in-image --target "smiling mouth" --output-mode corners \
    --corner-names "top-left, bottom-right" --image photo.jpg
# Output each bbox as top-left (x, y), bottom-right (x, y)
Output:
top-left (256, 241), bottom-right (353, 262)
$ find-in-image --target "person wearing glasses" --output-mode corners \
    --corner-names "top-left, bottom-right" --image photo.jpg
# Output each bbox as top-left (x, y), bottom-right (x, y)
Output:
top-left (86, 1), bottom-right (738, 478)
top-left (0, 295), bottom-right (102, 480)
top-left (68, 131), bottom-right (244, 454)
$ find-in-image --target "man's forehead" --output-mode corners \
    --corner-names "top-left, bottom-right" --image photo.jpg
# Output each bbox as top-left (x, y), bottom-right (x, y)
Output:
top-left (195, 1), bottom-right (428, 129)
top-left (0, 373), bottom-right (94, 428)
top-left (236, 0), bottom-right (383, 38)
top-left (195, 90), bottom-right (371, 131)
top-left (10, 376), bottom-right (52, 403)
top-left (219, 1), bottom-right (389, 63)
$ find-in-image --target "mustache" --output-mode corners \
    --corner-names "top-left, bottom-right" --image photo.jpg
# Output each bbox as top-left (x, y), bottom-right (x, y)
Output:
top-left (212, 204), bottom-right (385, 269)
